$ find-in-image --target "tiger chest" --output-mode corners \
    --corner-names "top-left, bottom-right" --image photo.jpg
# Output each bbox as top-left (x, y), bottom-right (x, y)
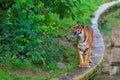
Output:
top-left (78, 42), bottom-right (89, 52)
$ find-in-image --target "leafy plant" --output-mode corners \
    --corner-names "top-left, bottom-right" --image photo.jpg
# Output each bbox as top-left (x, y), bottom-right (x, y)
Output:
top-left (0, 0), bottom-right (58, 71)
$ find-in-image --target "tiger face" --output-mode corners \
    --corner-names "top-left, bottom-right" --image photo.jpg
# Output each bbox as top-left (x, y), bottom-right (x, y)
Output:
top-left (70, 22), bottom-right (84, 37)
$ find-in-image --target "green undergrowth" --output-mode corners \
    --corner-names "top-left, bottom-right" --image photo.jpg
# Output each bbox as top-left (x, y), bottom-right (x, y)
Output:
top-left (98, 2), bottom-right (120, 36)
top-left (0, 58), bottom-right (78, 80)
top-left (38, 58), bottom-right (78, 80)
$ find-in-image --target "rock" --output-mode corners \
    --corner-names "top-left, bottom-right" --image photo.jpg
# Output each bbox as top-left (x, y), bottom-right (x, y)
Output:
top-left (110, 48), bottom-right (120, 62)
top-left (108, 48), bottom-right (120, 76)
top-left (58, 73), bottom-right (69, 80)
top-left (103, 64), bottom-right (110, 73)
top-left (104, 36), bottom-right (112, 47)
top-left (111, 27), bottom-right (120, 47)
top-left (107, 75), bottom-right (120, 80)
top-left (109, 66), bottom-right (119, 75)
top-left (57, 62), bottom-right (66, 70)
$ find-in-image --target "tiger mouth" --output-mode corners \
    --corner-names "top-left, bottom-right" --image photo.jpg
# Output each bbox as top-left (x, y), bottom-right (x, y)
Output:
top-left (73, 32), bottom-right (77, 35)
top-left (70, 31), bottom-right (77, 36)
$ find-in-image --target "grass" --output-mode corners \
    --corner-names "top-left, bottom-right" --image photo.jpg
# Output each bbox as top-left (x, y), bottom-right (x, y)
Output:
top-left (0, 70), bottom-right (34, 80)
top-left (38, 58), bottom-right (78, 80)
top-left (98, 3), bottom-right (120, 36)
top-left (0, 58), bottom-right (78, 80)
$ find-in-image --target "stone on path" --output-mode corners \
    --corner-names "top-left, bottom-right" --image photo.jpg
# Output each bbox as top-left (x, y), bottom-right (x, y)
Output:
top-left (57, 62), bottom-right (66, 70)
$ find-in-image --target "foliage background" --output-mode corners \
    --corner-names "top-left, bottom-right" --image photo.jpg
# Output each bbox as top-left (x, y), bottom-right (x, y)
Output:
top-left (0, 0), bottom-right (113, 79)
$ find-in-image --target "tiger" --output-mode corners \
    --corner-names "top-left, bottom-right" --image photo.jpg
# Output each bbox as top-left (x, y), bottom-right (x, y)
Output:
top-left (70, 22), bottom-right (93, 67)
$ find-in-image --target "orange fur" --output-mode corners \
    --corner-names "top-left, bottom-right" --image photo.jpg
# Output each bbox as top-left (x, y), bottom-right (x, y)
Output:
top-left (70, 22), bottom-right (93, 67)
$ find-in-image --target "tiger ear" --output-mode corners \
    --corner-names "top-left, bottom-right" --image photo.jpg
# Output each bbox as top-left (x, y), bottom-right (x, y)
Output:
top-left (81, 24), bottom-right (84, 28)
top-left (77, 21), bottom-right (81, 27)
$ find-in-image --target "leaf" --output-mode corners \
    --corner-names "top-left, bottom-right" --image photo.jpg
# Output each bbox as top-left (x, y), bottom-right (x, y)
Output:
top-left (14, 35), bottom-right (24, 41)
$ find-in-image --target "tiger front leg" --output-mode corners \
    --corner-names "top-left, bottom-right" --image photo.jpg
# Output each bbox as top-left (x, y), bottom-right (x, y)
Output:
top-left (77, 48), bottom-right (84, 67)
top-left (84, 47), bottom-right (92, 67)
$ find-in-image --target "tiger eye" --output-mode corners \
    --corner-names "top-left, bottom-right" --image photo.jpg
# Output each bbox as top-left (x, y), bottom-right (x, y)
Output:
top-left (74, 26), bottom-right (76, 28)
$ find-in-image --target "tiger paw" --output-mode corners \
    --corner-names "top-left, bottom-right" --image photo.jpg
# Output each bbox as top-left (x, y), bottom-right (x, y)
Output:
top-left (84, 63), bottom-right (90, 67)
top-left (84, 65), bottom-right (90, 68)
top-left (78, 63), bottom-right (84, 67)
top-left (78, 65), bottom-right (84, 67)
top-left (78, 65), bottom-right (90, 68)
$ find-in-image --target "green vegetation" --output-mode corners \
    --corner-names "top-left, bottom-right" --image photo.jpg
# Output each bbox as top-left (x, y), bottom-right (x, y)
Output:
top-left (98, 3), bottom-right (120, 36)
top-left (0, 0), bottom-right (113, 79)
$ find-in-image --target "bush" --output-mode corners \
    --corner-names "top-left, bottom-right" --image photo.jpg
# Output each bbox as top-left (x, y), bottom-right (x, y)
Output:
top-left (0, 0), bottom-right (61, 69)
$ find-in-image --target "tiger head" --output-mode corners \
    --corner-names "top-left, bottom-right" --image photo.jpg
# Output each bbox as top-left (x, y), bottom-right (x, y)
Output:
top-left (70, 22), bottom-right (84, 37)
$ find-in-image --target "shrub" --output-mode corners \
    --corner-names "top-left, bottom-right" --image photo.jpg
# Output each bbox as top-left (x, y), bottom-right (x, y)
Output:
top-left (0, 0), bottom-right (61, 69)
